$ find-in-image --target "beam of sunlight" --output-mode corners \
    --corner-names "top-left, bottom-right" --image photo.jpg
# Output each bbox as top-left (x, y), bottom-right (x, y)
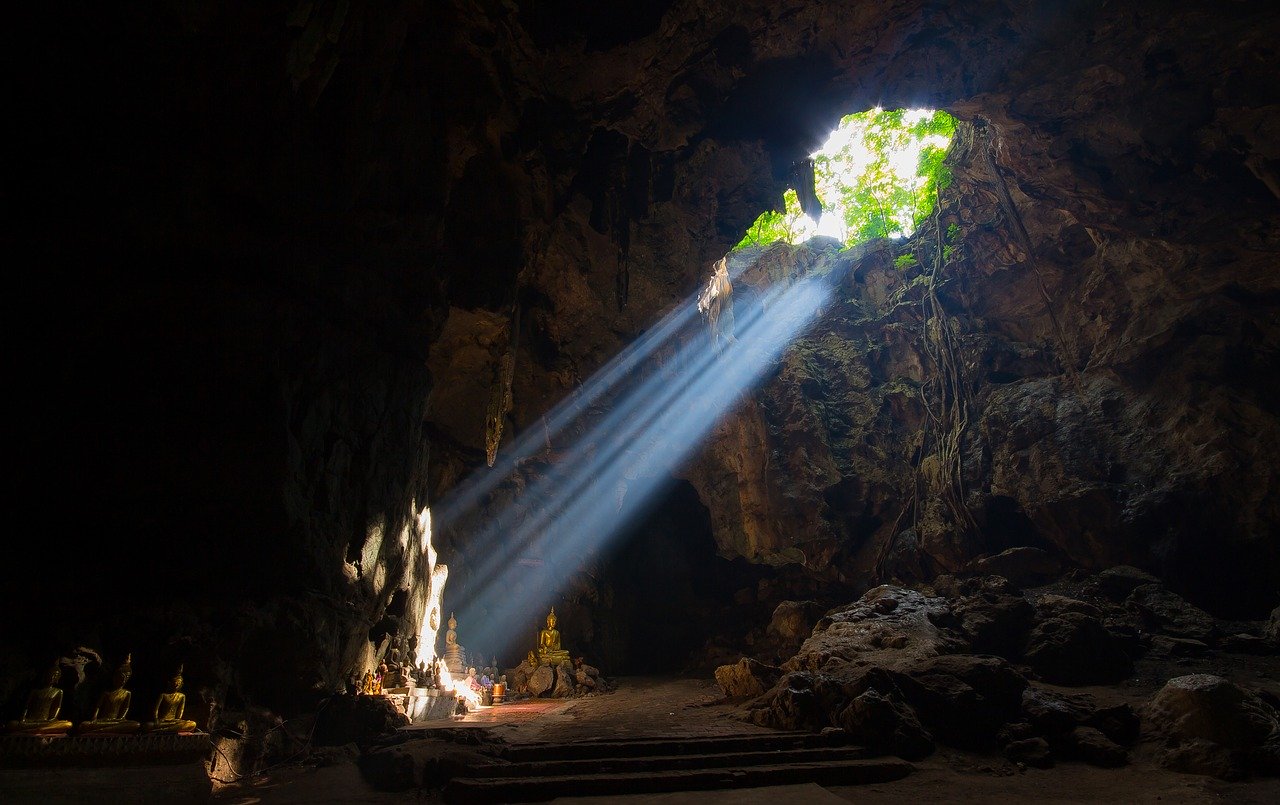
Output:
top-left (424, 260), bottom-right (835, 666)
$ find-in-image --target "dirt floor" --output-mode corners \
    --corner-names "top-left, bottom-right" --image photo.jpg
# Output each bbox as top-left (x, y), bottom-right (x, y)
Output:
top-left (207, 672), bottom-right (1280, 804)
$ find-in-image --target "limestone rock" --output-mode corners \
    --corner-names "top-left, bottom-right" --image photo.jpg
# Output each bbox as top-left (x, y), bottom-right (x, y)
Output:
top-left (1086, 566), bottom-right (1161, 602)
top-left (1024, 612), bottom-right (1132, 685)
top-left (1004, 736), bottom-right (1054, 768)
top-left (970, 547), bottom-right (1062, 588)
top-left (1019, 686), bottom-right (1139, 745)
top-left (898, 654), bottom-right (1027, 748)
top-left (714, 658), bottom-right (781, 700)
top-left (551, 664), bottom-right (575, 697)
top-left (835, 688), bottom-right (934, 761)
top-left (1126, 584), bottom-right (1217, 641)
top-left (1144, 674), bottom-right (1280, 777)
top-left (527, 665), bottom-right (554, 697)
top-left (767, 600), bottom-right (826, 644)
top-left (1059, 726), bottom-right (1128, 768)
top-left (951, 581), bottom-right (1035, 658)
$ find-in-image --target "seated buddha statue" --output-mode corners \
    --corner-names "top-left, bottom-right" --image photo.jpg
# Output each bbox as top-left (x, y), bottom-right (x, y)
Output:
top-left (7, 663), bottom-right (73, 735)
top-left (144, 666), bottom-right (197, 733)
top-left (78, 654), bottom-right (140, 734)
top-left (537, 608), bottom-right (571, 666)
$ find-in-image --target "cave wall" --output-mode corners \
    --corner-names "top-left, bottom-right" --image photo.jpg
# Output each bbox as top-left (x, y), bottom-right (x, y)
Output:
top-left (7, 0), bottom-right (1277, 711)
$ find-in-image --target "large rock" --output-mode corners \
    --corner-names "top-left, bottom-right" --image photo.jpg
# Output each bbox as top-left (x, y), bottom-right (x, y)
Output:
top-left (1024, 611), bottom-right (1132, 685)
top-left (1019, 686), bottom-right (1139, 745)
top-left (898, 655), bottom-right (1027, 748)
top-left (767, 600), bottom-right (826, 644)
top-left (715, 658), bottom-right (782, 700)
top-left (835, 688), bottom-right (934, 760)
top-left (1058, 726), bottom-right (1128, 768)
top-left (1126, 584), bottom-right (1218, 641)
top-left (313, 694), bottom-right (410, 747)
top-left (1086, 566), bottom-right (1162, 602)
top-left (1265, 606), bottom-right (1280, 643)
top-left (527, 665), bottom-right (555, 697)
top-left (551, 663), bottom-right (575, 697)
top-left (1144, 674), bottom-right (1280, 778)
top-left (951, 578), bottom-right (1035, 658)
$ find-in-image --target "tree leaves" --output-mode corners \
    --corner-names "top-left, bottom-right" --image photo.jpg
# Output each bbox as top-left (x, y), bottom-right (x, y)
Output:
top-left (733, 108), bottom-right (956, 251)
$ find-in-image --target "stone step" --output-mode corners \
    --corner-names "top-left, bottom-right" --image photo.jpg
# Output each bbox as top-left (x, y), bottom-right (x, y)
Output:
top-left (473, 745), bottom-right (873, 777)
top-left (497, 731), bottom-right (847, 762)
top-left (443, 758), bottom-right (913, 803)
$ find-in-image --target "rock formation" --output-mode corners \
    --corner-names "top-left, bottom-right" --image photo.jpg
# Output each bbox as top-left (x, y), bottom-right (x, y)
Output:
top-left (6, 0), bottom-right (1277, 719)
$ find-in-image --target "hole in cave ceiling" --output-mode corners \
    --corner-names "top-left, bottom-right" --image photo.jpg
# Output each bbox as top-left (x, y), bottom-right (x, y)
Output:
top-left (736, 108), bottom-right (957, 249)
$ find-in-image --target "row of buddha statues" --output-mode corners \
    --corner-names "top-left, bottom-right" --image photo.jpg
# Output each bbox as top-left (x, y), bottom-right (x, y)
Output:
top-left (6, 657), bottom-right (197, 736)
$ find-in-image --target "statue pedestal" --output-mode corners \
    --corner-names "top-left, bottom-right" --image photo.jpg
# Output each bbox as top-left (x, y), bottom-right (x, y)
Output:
top-left (405, 688), bottom-right (458, 723)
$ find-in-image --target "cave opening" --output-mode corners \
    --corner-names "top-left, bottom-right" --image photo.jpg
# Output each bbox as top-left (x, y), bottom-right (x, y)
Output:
top-left (735, 107), bottom-right (957, 249)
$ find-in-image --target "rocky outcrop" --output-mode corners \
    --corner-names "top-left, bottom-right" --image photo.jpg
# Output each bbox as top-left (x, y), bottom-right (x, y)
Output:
top-left (13, 0), bottom-right (1280, 709)
top-left (1144, 674), bottom-right (1280, 778)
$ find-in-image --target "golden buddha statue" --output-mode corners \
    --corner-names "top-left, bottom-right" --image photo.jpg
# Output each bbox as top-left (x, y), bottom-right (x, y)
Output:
top-left (78, 654), bottom-right (140, 734)
top-left (443, 612), bottom-right (465, 675)
top-left (7, 662), bottom-right (73, 735)
top-left (144, 666), bottom-right (197, 733)
top-left (537, 608), bottom-right (571, 666)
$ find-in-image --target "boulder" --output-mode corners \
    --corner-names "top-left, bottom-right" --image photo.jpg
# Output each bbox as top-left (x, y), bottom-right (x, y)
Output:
top-left (1150, 635), bottom-right (1210, 657)
top-left (1034, 594), bottom-right (1103, 620)
top-left (952, 583), bottom-right (1035, 658)
top-left (551, 665), bottom-right (575, 698)
top-left (1144, 674), bottom-right (1280, 777)
top-left (1019, 686), bottom-right (1139, 745)
top-left (749, 671), bottom-right (839, 730)
top-left (1266, 606), bottom-right (1280, 643)
top-left (1086, 566), bottom-right (1161, 601)
top-left (1004, 736), bottom-right (1054, 768)
top-left (970, 547), bottom-right (1062, 587)
top-left (767, 600), bottom-right (826, 644)
top-left (527, 664), bottom-right (554, 697)
top-left (1126, 584), bottom-right (1217, 641)
top-left (715, 657), bottom-right (782, 700)
top-left (1059, 726), bottom-right (1128, 767)
top-left (1024, 611), bottom-right (1132, 685)
top-left (834, 688), bottom-right (934, 760)
top-left (899, 654), bottom-right (1027, 748)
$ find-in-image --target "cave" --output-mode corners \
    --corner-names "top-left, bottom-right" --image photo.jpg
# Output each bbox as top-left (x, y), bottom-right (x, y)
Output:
top-left (4, 1), bottom-right (1280, 802)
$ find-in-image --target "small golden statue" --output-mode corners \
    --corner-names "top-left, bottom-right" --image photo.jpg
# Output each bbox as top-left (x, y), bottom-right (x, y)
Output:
top-left (144, 665), bottom-right (197, 733)
top-left (78, 654), bottom-right (140, 734)
top-left (7, 662), bottom-right (73, 735)
top-left (443, 612), bottom-right (465, 675)
top-left (537, 607), bottom-right (571, 666)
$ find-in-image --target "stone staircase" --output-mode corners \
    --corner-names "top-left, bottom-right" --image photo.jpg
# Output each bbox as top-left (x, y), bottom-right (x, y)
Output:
top-left (442, 732), bottom-right (912, 803)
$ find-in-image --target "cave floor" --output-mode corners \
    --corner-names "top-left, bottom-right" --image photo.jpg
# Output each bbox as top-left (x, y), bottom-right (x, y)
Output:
top-left (207, 676), bottom-right (1280, 805)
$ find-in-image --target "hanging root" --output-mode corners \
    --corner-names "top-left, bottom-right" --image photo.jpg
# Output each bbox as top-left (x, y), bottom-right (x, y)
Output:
top-left (875, 191), bottom-right (977, 582)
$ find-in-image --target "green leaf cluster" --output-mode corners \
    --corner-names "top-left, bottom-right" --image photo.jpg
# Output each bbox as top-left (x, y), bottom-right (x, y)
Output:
top-left (734, 108), bottom-right (956, 250)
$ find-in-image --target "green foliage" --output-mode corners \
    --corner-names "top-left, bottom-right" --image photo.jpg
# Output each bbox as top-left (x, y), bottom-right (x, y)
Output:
top-left (733, 188), bottom-right (807, 249)
top-left (734, 108), bottom-right (956, 250)
top-left (946, 222), bottom-right (961, 242)
top-left (894, 253), bottom-right (918, 270)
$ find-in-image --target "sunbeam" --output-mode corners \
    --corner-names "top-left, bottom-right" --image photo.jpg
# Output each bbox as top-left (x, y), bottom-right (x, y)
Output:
top-left (426, 261), bottom-right (835, 665)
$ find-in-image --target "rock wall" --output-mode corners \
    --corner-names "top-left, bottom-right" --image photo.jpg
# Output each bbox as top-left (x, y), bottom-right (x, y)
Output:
top-left (7, 0), bottom-right (1278, 712)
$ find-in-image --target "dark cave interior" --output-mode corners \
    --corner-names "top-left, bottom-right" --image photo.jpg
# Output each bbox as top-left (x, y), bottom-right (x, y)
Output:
top-left (3, 0), bottom-right (1279, 800)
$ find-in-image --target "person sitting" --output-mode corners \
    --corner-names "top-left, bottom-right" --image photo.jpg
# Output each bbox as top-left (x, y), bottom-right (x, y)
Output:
top-left (7, 663), bottom-right (73, 735)
top-left (78, 655), bottom-right (140, 734)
